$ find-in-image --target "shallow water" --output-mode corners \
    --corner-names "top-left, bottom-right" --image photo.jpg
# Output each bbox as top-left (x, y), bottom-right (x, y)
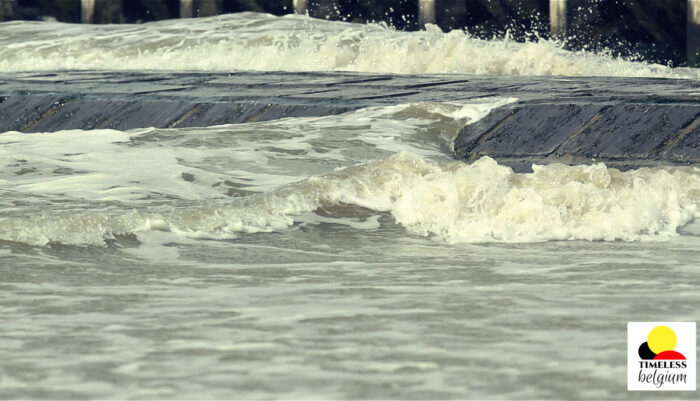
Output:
top-left (2, 228), bottom-right (699, 399)
top-left (0, 13), bottom-right (699, 400)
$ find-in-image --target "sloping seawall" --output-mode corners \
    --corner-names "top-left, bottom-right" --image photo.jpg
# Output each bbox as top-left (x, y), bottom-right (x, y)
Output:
top-left (454, 102), bottom-right (699, 171)
top-left (0, 71), bottom-right (698, 170)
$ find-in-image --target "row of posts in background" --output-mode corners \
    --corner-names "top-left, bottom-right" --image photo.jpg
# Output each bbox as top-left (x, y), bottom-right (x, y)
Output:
top-left (0, 1), bottom-right (698, 66)
top-left (542, 0), bottom-right (699, 67)
top-left (294, 0), bottom-right (700, 66)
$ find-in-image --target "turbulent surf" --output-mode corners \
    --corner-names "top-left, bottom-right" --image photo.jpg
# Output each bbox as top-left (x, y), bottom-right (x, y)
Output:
top-left (0, 12), bottom-right (697, 78)
top-left (1, 12), bottom-right (699, 401)
top-left (1, 102), bottom-right (697, 246)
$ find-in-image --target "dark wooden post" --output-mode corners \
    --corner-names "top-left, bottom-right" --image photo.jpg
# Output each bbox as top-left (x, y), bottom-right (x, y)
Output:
top-left (690, 0), bottom-right (700, 66)
top-left (295, 1), bottom-right (340, 19)
top-left (180, 0), bottom-right (193, 18)
top-left (82, 0), bottom-right (123, 24)
top-left (196, 0), bottom-right (221, 17)
top-left (0, 0), bottom-right (15, 21)
top-left (179, 0), bottom-right (221, 18)
top-left (550, 0), bottom-right (567, 39)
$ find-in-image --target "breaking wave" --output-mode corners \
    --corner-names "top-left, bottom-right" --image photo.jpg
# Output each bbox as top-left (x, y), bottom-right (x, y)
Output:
top-left (1, 152), bottom-right (697, 246)
top-left (0, 12), bottom-right (696, 78)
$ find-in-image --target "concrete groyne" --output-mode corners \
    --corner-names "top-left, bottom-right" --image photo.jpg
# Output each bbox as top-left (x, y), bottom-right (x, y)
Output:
top-left (454, 103), bottom-right (700, 171)
top-left (1, 71), bottom-right (697, 171)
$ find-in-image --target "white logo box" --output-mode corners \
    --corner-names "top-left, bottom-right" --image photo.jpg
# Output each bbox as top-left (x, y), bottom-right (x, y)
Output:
top-left (628, 322), bottom-right (696, 391)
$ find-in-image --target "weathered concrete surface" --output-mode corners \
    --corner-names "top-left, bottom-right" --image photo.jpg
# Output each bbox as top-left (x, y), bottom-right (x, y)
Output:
top-left (0, 70), bottom-right (698, 170)
top-left (454, 102), bottom-right (700, 170)
top-left (0, 94), bottom-right (352, 132)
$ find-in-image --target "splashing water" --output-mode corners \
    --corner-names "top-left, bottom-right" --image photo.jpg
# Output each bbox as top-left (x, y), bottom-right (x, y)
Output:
top-left (1, 102), bottom-right (697, 247)
top-left (0, 12), bottom-right (697, 78)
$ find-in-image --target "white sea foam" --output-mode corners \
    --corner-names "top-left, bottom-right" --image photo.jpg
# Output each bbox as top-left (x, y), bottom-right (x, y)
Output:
top-left (1, 152), bottom-right (697, 246)
top-left (0, 12), bottom-right (696, 78)
top-left (0, 99), bottom-right (511, 206)
top-left (1, 100), bottom-right (697, 246)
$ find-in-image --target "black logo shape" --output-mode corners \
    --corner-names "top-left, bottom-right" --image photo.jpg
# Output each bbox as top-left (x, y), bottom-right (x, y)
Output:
top-left (638, 341), bottom-right (656, 360)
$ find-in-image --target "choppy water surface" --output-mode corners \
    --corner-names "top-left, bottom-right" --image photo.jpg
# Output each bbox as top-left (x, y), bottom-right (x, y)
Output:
top-left (1, 12), bottom-right (699, 78)
top-left (1, 14), bottom-right (699, 400)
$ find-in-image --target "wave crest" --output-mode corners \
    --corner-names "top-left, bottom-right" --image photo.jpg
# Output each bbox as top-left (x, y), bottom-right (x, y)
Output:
top-left (2, 153), bottom-right (697, 246)
top-left (0, 13), bottom-right (695, 78)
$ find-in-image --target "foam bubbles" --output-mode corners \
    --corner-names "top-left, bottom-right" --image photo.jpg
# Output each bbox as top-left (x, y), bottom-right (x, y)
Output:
top-left (1, 152), bottom-right (697, 246)
top-left (0, 13), bottom-right (696, 78)
top-left (1, 100), bottom-right (696, 247)
top-left (312, 153), bottom-right (700, 243)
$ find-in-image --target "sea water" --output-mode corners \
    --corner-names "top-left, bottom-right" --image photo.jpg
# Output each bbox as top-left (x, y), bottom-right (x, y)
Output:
top-left (1, 12), bottom-right (699, 78)
top-left (0, 13), bottom-right (699, 400)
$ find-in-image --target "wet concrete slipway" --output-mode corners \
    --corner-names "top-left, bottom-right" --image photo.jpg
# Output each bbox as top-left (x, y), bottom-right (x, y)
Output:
top-left (1, 13), bottom-right (700, 401)
top-left (1, 71), bottom-right (698, 170)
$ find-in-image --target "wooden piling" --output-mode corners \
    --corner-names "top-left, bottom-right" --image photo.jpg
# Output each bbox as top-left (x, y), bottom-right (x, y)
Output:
top-left (690, 0), bottom-right (700, 66)
top-left (81, 0), bottom-right (95, 23)
top-left (294, 0), bottom-right (308, 15)
top-left (82, 0), bottom-right (123, 24)
top-left (0, 0), bottom-right (14, 21)
top-left (180, 0), bottom-right (193, 18)
top-left (550, 0), bottom-right (567, 39)
top-left (178, 0), bottom-right (220, 18)
top-left (419, 0), bottom-right (436, 27)
top-left (197, 0), bottom-right (221, 17)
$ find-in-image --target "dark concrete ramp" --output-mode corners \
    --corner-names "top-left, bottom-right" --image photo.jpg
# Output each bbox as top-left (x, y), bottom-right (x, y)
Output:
top-left (0, 71), bottom-right (698, 169)
top-left (454, 102), bottom-right (700, 170)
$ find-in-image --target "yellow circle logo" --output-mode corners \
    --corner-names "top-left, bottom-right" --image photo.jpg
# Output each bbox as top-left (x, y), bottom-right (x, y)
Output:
top-left (647, 326), bottom-right (677, 354)
top-left (638, 325), bottom-right (686, 360)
